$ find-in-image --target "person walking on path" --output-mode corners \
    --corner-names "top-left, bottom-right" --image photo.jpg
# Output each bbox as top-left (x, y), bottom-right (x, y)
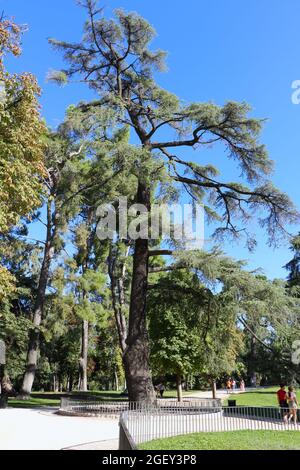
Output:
top-left (226, 379), bottom-right (232, 394)
top-left (277, 384), bottom-right (288, 423)
top-left (157, 383), bottom-right (165, 398)
top-left (155, 383), bottom-right (165, 398)
top-left (240, 379), bottom-right (245, 392)
top-left (287, 386), bottom-right (298, 424)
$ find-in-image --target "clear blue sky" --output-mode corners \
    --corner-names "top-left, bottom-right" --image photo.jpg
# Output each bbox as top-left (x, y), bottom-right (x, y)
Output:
top-left (2, 0), bottom-right (300, 279)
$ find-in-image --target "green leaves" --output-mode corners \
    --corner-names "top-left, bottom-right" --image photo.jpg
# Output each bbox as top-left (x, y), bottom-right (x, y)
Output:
top-left (0, 266), bottom-right (15, 303)
top-left (46, 69), bottom-right (68, 86)
top-left (285, 232), bottom-right (300, 289)
top-left (148, 249), bottom-right (295, 381)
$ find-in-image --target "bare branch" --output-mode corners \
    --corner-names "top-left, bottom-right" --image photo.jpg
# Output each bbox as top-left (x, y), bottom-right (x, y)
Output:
top-left (148, 249), bottom-right (174, 257)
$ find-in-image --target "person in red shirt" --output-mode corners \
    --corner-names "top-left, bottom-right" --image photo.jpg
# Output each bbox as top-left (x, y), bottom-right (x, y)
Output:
top-left (277, 384), bottom-right (288, 423)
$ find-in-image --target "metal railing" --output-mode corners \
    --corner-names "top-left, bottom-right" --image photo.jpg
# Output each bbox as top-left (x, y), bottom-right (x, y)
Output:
top-left (59, 396), bottom-right (221, 417)
top-left (119, 405), bottom-right (300, 449)
top-left (59, 398), bottom-right (130, 416)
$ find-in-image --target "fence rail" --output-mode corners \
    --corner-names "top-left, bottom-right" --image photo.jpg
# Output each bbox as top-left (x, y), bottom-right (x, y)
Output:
top-left (119, 405), bottom-right (300, 449)
top-left (59, 396), bottom-right (222, 417)
top-left (59, 397), bottom-right (300, 449)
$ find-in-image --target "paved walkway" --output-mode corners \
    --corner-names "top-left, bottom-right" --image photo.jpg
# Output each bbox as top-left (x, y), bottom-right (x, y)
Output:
top-left (185, 388), bottom-right (246, 401)
top-left (65, 439), bottom-right (119, 450)
top-left (0, 408), bottom-right (119, 450)
top-left (0, 388), bottom-right (272, 450)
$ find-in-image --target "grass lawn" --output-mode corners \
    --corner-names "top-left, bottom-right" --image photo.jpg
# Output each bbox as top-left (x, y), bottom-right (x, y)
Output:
top-left (8, 390), bottom-right (126, 408)
top-left (159, 389), bottom-right (199, 399)
top-left (7, 389), bottom-right (195, 408)
top-left (226, 386), bottom-right (300, 407)
top-left (139, 430), bottom-right (300, 450)
top-left (8, 396), bottom-right (61, 408)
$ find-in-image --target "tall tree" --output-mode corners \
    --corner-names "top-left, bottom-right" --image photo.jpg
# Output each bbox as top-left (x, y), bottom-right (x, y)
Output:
top-left (0, 16), bottom-right (46, 233)
top-left (0, 15), bottom-right (46, 307)
top-left (49, 1), bottom-right (298, 401)
top-left (148, 269), bottom-right (211, 401)
top-left (19, 129), bottom-right (85, 396)
top-left (69, 217), bottom-right (107, 391)
top-left (0, 233), bottom-right (42, 393)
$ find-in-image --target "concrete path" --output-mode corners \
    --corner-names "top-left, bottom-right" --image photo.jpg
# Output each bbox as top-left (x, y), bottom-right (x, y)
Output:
top-left (186, 388), bottom-right (251, 401)
top-left (0, 408), bottom-right (119, 450)
top-left (65, 439), bottom-right (119, 450)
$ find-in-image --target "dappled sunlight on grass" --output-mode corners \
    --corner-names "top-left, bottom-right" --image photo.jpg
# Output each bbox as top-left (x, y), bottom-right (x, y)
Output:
top-left (226, 386), bottom-right (299, 407)
top-left (140, 430), bottom-right (300, 450)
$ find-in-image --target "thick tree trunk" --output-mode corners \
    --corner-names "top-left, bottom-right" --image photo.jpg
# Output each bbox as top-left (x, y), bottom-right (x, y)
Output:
top-left (1, 370), bottom-right (15, 396)
top-left (0, 364), bottom-right (4, 396)
top-left (20, 201), bottom-right (55, 397)
top-left (177, 374), bottom-right (183, 402)
top-left (79, 319), bottom-right (89, 391)
top-left (123, 182), bottom-right (155, 403)
top-left (20, 307), bottom-right (42, 396)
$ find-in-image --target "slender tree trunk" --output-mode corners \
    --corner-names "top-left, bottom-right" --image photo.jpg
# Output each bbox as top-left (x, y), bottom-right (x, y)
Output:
top-left (249, 335), bottom-right (257, 387)
top-left (79, 319), bottom-right (89, 391)
top-left (114, 369), bottom-right (119, 391)
top-left (211, 379), bottom-right (217, 399)
top-left (123, 182), bottom-right (155, 403)
top-left (53, 374), bottom-right (58, 392)
top-left (109, 244), bottom-right (129, 355)
top-left (59, 380), bottom-right (63, 393)
top-left (69, 372), bottom-right (73, 392)
top-left (20, 200), bottom-right (55, 397)
top-left (176, 374), bottom-right (183, 402)
top-left (78, 210), bottom-right (95, 393)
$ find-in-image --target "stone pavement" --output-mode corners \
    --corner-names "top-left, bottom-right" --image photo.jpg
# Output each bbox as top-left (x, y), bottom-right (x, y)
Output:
top-left (0, 407), bottom-right (119, 450)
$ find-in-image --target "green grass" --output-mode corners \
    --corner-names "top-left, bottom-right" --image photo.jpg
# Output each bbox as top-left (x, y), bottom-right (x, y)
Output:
top-left (8, 390), bottom-right (126, 408)
top-left (7, 389), bottom-right (196, 408)
top-left (139, 430), bottom-right (300, 450)
top-left (159, 389), bottom-right (199, 399)
top-left (226, 386), bottom-right (300, 407)
top-left (68, 390), bottom-right (129, 401)
top-left (8, 396), bottom-right (60, 408)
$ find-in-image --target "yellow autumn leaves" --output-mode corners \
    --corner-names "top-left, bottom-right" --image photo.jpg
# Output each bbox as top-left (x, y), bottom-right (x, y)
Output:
top-left (0, 18), bottom-right (46, 298)
top-left (0, 18), bottom-right (46, 233)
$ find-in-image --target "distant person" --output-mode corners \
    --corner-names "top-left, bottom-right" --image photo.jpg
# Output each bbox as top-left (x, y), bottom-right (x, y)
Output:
top-left (226, 379), bottom-right (232, 394)
top-left (231, 379), bottom-right (236, 391)
top-left (287, 386), bottom-right (298, 424)
top-left (157, 383), bottom-right (165, 398)
top-left (251, 376), bottom-right (257, 388)
top-left (155, 383), bottom-right (165, 398)
top-left (240, 379), bottom-right (245, 392)
top-left (277, 383), bottom-right (288, 423)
